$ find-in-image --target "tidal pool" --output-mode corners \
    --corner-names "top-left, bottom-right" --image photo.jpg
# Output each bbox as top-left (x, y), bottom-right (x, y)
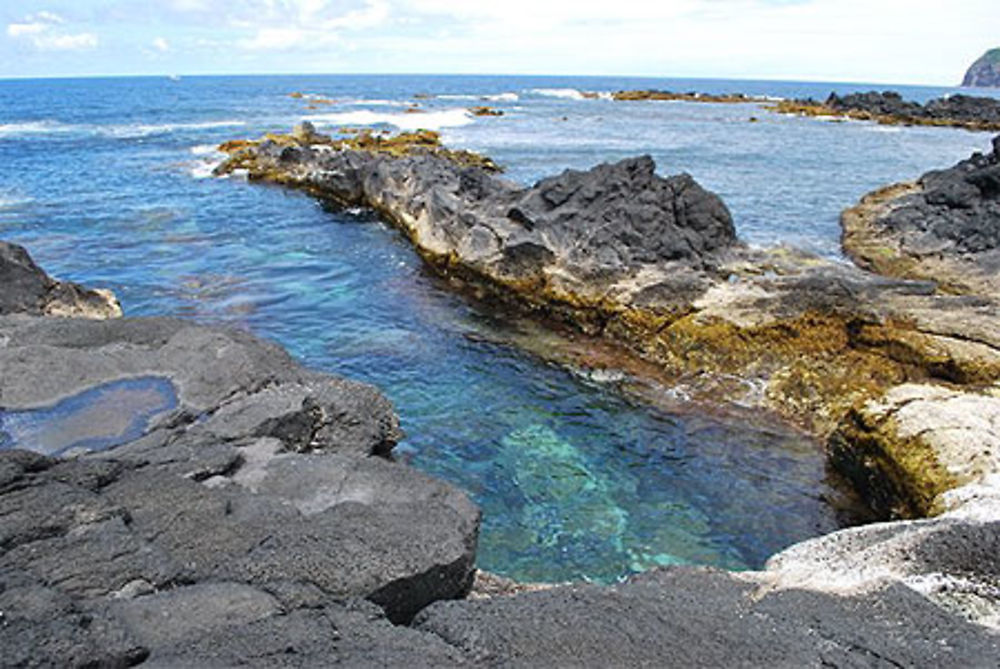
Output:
top-left (0, 377), bottom-right (178, 457)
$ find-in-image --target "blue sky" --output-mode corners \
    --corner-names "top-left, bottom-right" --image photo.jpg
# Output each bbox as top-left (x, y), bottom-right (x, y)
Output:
top-left (2, 0), bottom-right (997, 84)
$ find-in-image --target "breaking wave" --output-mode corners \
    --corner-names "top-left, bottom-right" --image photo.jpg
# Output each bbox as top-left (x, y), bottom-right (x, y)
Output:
top-left (303, 108), bottom-right (474, 132)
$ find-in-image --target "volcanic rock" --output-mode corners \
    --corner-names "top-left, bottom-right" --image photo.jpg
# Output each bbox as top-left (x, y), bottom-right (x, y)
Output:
top-left (842, 134), bottom-right (1000, 296)
top-left (0, 312), bottom-right (480, 665)
top-left (0, 241), bottom-right (120, 318)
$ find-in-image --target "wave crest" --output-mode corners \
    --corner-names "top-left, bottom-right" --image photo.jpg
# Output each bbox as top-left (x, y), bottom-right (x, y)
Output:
top-left (303, 108), bottom-right (474, 132)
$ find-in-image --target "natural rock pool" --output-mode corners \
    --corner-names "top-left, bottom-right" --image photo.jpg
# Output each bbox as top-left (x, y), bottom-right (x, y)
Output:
top-left (0, 377), bottom-right (177, 457)
top-left (1, 74), bottom-right (993, 583)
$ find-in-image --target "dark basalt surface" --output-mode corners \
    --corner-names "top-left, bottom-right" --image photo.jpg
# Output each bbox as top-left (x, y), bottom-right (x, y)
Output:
top-left (842, 134), bottom-right (1000, 295)
top-left (826, 91), bottom-right (1000, 125)
top-left (0, 241), bottom-right (120, 318)
top-left (0, 309), bottom-right (480, 665)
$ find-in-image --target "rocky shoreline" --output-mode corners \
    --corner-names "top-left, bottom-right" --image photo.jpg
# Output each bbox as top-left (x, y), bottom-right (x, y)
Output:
top-left (842, 135), bottom-right (1000, 297)
top-left (769, 90), bottom-right (1000, 131)
top-left (214, 125), bottom-right (1000, 509)
top-left (3, 125), bottom-right (1000, 664)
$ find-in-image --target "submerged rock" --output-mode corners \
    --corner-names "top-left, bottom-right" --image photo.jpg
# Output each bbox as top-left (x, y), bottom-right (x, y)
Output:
top-left (964, 48), bottom-right (1000, 88)
top-left (0, 240), bottom-right (121, 318)
top-left (842, 134), bottom-right (1000, 296)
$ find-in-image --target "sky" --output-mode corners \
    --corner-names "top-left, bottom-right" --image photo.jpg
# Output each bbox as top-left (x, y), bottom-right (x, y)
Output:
top-left (2, 0), bottom-right (998, 84)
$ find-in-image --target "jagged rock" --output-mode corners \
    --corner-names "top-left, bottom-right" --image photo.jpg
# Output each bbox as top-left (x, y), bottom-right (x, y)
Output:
top-left (769, 91), bottom-right (1000, 131)
top-left (0, 240), bottom-right (121, 318)
top-left (216, 127), bottom-right (1000, 512)
top-left (842, 134), bottom-right (1000, 296)
top-left (964, 48), bottom-right (1000, 88)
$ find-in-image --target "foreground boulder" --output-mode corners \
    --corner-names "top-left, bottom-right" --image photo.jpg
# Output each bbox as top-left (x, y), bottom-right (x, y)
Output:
top-left (842, 135), bottom-right (1000, 296)
top-left (0, 241), bottom-right (120, 318)
top-left (0, 313), bottom-right (480, 665)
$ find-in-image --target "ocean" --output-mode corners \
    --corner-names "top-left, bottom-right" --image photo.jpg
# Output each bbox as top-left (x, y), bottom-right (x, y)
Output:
top-left (1, 73), bottom-right (997, 583)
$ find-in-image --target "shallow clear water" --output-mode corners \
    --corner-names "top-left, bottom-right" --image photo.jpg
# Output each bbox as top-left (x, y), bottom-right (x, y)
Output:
top-left (1, 74), bottom-right (996, 582)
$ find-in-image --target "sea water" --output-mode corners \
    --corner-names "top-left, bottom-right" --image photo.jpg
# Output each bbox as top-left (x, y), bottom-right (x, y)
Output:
top-left (1, 74), bottom-right (996, 582)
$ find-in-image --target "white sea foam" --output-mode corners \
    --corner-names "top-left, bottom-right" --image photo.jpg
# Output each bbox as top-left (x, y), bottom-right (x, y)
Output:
top-left (190, 143), bottom-right (222, 156)
top-left (0, 119), bottom-right (246, 140)
top-left (866, 125), bottom-right (902, 134)
top-left (102, 120), bottom-right (247, 139)
top-left (189, 161), bottom-right (220, 179)
top-left (530, 88), bottom-right (586, 100)
top-left (439, 92), bottom-right (519, 102)
top-left (0, 120), bottom-right (77, 138)
top-left (348, 99), bottom-right (412, 107)
top-left (304, 108), bottom-right (474, 131)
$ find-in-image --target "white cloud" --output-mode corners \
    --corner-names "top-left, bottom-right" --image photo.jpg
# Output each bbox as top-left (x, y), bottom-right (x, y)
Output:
top-left (6, 11), bottom-right (98, 52)
top-left (232, 0), bottom-right (388, 51)
top-left (7, 22), bottom-right (48, 37)
top-left (38, 33), bottom-right (99, 51)
top-left (152, 37), bottom-right (170, 52)
top-left (240, 28), bottom-right (316, 51)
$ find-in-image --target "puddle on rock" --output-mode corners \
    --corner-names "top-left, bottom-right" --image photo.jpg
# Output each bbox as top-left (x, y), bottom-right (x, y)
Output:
top-left (0, 377), bottom-right (178, 456)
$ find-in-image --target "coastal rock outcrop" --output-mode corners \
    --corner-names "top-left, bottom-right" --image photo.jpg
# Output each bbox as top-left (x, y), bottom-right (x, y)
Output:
top-left (0, 291), bottom-right (480, 664)
top-left (964, 48), bottom-right (1000, 88)
top-left (0, 241), bottom-right (121, 318)
top-left (215, 127), bottom-right (1000, 446)
top-left (770, 91), bottom-right (1000, 131)
top-left (842, 134), bottom-right (1000, 296)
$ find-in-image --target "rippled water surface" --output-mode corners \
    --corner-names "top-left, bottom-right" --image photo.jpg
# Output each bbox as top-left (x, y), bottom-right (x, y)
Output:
top-left (2, 74), bottom-right (996, 582)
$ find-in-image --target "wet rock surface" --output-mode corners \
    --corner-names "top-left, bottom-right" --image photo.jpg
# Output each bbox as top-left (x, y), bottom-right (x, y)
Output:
top-left (0, 241), bottom-right (120, 319)
top-left (843, 135), bottom-right (1000, 296)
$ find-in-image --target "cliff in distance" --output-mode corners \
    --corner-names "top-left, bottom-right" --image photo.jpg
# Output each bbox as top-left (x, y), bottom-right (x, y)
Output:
top-left (963, 48), bottom-right (1000, 87)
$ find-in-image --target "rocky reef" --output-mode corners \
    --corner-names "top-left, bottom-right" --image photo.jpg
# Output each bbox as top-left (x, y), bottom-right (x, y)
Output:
top-left (770, 90), bottom-right (1000, 131)
top-left (842, 135), bottom-right (1000, 296)
top-left (611, 90), bottom-right (764, 104)
top-left (964, 48), bottom-right (1000, 88)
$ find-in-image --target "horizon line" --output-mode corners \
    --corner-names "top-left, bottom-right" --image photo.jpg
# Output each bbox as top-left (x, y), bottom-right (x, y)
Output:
top-left (0, 71), bottom-right (974, 89)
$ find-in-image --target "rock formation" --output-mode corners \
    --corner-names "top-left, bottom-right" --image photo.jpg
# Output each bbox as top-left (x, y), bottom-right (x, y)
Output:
top-left (5, 125), bottom-right (1000, 665)
top-left (842, 134), bottom-right (1000, 296)
top-left (0, 241), bottom-right (121, 318)
top-left (963, 48), bottom-right (1000, 88)
top-left (769, 90), bottom-right (1000, 131)
top-left (3, 245), bottom-right (999, 666)
top-left (1, 263), bottom-right (480, 665)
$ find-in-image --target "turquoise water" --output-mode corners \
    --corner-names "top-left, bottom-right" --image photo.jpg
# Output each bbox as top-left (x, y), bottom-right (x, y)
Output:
top-left (1, 74), bottom-right (996, 582)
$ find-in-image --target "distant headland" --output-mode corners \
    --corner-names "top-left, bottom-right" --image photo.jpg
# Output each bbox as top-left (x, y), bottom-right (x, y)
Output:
top-left (963, 48), bottom-right (1000, 87)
